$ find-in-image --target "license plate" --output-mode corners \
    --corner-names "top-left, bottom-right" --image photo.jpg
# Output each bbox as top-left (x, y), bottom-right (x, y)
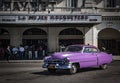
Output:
top-left (48, 65), bottom-right (55, 69)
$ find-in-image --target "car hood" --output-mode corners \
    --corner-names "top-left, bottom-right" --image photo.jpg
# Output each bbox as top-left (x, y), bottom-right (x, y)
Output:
top-left (50, 52), bottom-right (81, 59)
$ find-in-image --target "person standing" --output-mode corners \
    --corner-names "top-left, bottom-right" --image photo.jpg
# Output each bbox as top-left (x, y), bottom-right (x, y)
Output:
top-left (19, 45), bottom-right (25, 59)
top-left (5, 45), bottom-right (12, 62)
top-left (28, 45), bottom-right (32, 59)
top-left (34, 46), bottom-right (38, 59)
top-left (12, 46), bottom-right (18, 60)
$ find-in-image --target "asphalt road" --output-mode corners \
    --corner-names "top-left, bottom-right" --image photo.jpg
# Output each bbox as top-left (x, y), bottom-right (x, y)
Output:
top-left (0, 61), bottom-right (120, 83)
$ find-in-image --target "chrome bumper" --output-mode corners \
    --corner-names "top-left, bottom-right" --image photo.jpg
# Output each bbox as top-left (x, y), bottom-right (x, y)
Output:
top-left (42, 63), bottom-right (72, 69)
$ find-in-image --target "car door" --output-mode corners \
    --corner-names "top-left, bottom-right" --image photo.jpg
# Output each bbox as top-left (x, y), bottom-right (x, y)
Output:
top-left (80, 47), bottom-right (98, 68)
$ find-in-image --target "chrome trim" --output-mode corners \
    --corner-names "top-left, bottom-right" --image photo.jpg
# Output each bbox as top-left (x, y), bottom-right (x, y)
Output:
top-left (42, 63), bottom-right (72, 69)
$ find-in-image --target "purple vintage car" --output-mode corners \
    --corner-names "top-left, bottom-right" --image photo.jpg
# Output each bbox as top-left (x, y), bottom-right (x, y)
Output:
top-left (42, 45), bottom-right (112, 74)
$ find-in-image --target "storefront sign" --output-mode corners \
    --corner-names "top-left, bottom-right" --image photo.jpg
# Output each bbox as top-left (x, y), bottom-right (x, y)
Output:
top-left (0, 14), bottom-right (101, 24)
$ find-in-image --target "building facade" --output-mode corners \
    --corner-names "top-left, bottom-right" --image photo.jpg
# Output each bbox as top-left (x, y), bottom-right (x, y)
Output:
top-left (0, 0), bottom-right (120, 55)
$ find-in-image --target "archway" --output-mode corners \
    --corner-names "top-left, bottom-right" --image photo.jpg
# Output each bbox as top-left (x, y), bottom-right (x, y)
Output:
top-left (59, 28), bottom-right (84, 47)
top-left (23, 28), bottom-right (47, 49)
top-left (0, 28), bottom-right (10, 47)
top-left (98, 28), bottom-right (120, 55)
top-left (0, 28), bottom-right (10, 58)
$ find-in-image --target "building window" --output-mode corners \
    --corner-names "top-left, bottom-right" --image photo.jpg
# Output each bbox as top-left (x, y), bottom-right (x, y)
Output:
top-left (66, 0), bottom-right (78, 11)
top-left (105, 0), bottom-right (116, 8)
top-left (66, 0), bottom-right (78, 8)
top-left (102, 16), bottom-right (120, 21)
top-left (41, 2), bottom-right (47, 11)
top-left (71, 0), bottom-right (78, 8)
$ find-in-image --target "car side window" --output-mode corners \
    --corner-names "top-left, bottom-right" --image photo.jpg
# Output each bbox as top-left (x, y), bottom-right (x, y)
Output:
top-left (84, 47), bottom-right (98, 53)
top-left (84, 47), bottom-right (91, 53)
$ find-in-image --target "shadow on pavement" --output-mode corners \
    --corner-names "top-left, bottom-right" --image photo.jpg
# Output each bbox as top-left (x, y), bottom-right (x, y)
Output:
top-left (32, 67), bottom-right (101, 76)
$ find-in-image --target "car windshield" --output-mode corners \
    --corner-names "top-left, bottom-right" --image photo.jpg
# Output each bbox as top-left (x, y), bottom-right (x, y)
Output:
top-left (64, 46), bottom-right (83, 52)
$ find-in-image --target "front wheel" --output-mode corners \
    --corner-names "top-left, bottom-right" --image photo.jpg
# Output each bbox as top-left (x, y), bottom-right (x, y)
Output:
top-left (100, 64), bottom-right (108, 70)
top-left (69, 64), bottom-right (77, 74)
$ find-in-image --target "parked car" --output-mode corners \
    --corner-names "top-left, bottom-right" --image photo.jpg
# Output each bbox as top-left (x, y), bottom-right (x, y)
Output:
top-left (42, 45), bottom-right (113, 74)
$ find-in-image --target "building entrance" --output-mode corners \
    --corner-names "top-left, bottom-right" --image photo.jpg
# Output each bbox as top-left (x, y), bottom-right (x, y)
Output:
top-left (98, 39), bottom-right (119, 55)
top-left (98, 28), bottom-right (120, 55)
top-left (22, 28), bottom-right (47, 49)
top-left (59, 28), bottom-right (84, 47)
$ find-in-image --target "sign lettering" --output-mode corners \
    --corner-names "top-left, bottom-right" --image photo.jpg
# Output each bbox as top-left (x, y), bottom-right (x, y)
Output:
top-left (0, 14), bottom-right (101, 24)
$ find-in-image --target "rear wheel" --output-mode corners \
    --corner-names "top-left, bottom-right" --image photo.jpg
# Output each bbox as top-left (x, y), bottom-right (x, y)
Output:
top-left (69, 64), bottom-right (77, 74)
top-left (100, 64), bottom-right (108, 70)
top-left (48, 68), bottom-right (56, 73)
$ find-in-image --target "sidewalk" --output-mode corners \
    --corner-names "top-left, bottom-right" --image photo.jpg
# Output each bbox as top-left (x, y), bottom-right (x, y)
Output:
top-left (113, 56), bottom-right (120, 61)
top-left (0, 56), bottom-right (120, 63)
top-left (0, 60), bottom-right (43, 63)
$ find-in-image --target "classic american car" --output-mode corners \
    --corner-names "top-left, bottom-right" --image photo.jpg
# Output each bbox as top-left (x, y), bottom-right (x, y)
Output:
top-left (42, 45), bottom-right (112, 74)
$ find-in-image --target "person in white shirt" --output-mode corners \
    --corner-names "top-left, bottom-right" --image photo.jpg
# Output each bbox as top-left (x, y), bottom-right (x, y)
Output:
top-left (12, 46), bottom-right (18, 59)
top-left (19, 45), bottom-right (25, 59)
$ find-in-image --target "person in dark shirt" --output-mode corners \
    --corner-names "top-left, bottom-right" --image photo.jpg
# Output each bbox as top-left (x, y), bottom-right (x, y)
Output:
top-left (5, 45), bottom-right (12, 62)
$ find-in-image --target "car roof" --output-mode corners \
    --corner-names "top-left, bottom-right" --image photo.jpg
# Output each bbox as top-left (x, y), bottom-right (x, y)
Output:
top-left (69, 44), bottom-right (97, 48)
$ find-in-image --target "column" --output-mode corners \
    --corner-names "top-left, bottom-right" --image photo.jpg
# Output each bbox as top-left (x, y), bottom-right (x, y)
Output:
top-left (85, 26), bottom-right (98, 47)
top-left (48, 27), bottom-right (58, 52)
top-left (10, 28), bottom-right (22, 47)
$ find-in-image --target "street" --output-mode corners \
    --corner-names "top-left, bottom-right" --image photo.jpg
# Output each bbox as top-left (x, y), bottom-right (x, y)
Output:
top-left (0, 61), bottom-right (120, 83)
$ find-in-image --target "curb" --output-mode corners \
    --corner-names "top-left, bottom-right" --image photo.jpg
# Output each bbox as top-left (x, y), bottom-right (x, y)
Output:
top-left (0, 60), bottom-right (43, 63)
top-left (113, 56), bottom-right (120, 61)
